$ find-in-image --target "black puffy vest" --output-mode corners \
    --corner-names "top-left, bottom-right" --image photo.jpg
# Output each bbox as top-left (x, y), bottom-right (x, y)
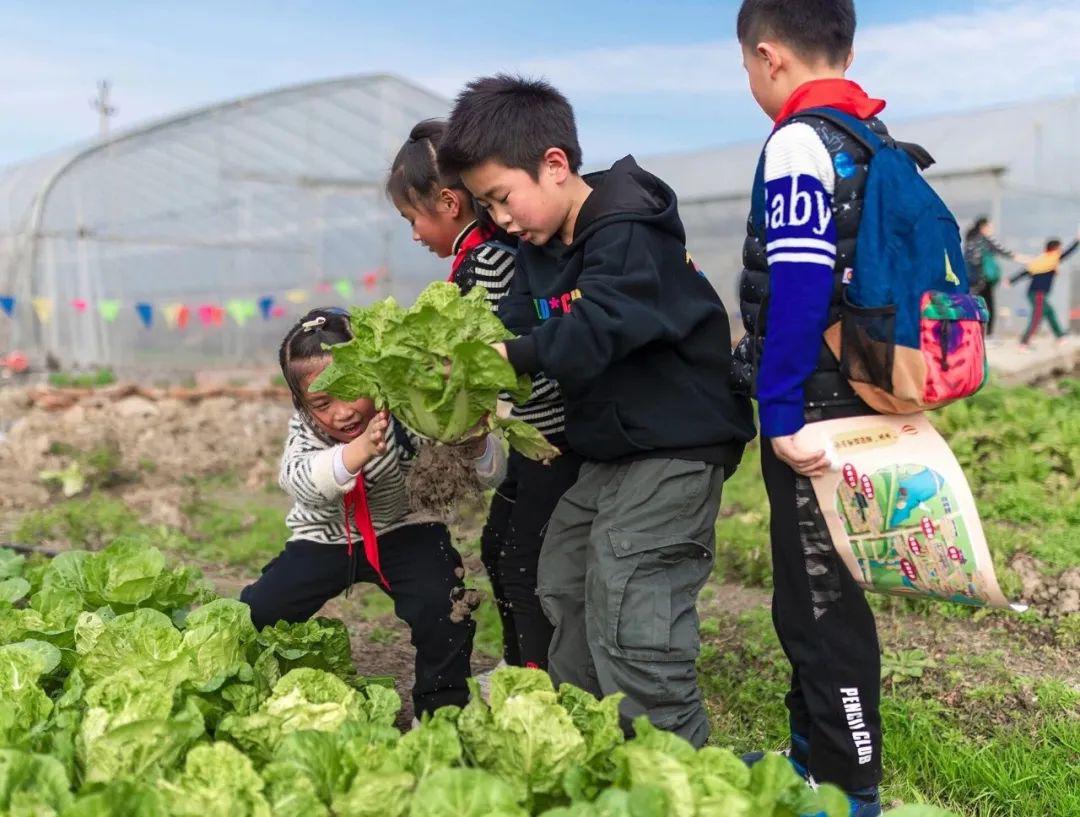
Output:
top-left (731, 114), bottom-right (890, 409)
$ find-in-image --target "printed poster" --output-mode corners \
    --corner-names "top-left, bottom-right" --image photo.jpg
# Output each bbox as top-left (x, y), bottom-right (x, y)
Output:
top-left (800, 413), bottom-right (1026, 612)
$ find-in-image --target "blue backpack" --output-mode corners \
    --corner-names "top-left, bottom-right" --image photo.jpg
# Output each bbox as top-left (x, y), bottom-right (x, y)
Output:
top-left (792, 108), bottom-right (990, 413)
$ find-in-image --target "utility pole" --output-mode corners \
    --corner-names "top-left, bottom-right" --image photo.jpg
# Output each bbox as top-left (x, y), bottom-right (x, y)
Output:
top-left (90, 80), bottom-right (117, 137)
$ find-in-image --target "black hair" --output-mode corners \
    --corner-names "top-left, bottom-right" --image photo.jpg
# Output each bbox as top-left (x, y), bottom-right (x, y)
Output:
top-left (278, 307), bottom-right (352, 415)
top-left (966, 216), bottom-right (990, 241)
top-left (736, 0), bottom-right (856, 67)
top-left (386, 119), bottom-right (468, 208)
top-left (1046, 239), bottom-right (1062, 252)
top-left (437, 74), bottom-right (582, 180)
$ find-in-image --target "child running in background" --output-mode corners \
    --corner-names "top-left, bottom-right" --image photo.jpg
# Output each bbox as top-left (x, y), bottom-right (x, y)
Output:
top-left (386, 120), bottom-right (581, 671)
top-left (1007, 230), bottom-right (1079, 347)
top-left (240, 307), bottom-right (505, 718)
top-left (963, 216), bottom-right (1030, 336)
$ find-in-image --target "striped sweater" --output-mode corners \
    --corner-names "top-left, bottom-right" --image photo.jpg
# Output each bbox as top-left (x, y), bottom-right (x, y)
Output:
top-left (451, 222), bottom-right (567, 441)
top-left (279, 412), bottom-right (503, 545)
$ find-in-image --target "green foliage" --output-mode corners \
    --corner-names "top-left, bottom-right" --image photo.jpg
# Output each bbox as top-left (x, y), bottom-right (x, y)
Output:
top-left (47, 368), bottom-right (117, 389)
top-left (880, 649), bottom-right (937, 686)
top-left (314, 281), bottom-right (559, 460)
top-left (0, 542), bottom-right (943, 815)
top-left (698, 606), bottom-right (1078, 817)
top-left (43, 438), bottom-right (132, 495)
top-left (179, 486), bottom-right (287, 569)
top-left (15, 495), bottom-right (173, 552)
top-left (933, 380), bottom-right (1080, 575)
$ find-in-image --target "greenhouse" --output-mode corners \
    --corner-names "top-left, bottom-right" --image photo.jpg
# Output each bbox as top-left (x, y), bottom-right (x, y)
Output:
top-left (1, 82), bottom-right (1077, 367)
top-left (0, 74), bottom-right (449, 368)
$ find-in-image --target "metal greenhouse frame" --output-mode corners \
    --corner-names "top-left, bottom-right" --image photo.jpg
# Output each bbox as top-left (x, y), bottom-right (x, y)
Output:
top-left (0, 74), bottom-right (449, 369)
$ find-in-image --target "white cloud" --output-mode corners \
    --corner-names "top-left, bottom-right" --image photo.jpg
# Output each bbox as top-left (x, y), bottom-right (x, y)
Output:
top-left (2, 1), bottom-right (1078, 166)
top-left (420, 1), bottom-right (1080, 108)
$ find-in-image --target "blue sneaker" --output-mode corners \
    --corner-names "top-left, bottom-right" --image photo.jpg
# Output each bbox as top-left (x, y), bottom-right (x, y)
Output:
top-left (846, 787), bottom-right (882, 817)
top-left (741, 731), bottom-right (812, 779)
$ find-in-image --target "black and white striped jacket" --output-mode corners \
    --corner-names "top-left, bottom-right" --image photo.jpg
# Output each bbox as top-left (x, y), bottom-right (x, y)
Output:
top-left (452, 222), bottom-right (567, 441)
top-left (280, 413), bottom-right (429, 544)
top-left (279, 413), bottom-right (504, 545)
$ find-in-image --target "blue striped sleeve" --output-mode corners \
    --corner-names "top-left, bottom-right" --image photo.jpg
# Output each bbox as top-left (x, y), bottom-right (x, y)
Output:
top-left (757, 122), bottom-right (837, 438)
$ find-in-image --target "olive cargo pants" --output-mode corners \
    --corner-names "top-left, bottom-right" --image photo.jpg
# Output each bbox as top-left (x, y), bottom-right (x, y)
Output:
top-left (537, 458), bottom-right (725, 747)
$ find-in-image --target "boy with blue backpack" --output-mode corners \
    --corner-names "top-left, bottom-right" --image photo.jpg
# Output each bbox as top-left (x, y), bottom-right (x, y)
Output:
top-left (733, 2), bottom-right (987, 815)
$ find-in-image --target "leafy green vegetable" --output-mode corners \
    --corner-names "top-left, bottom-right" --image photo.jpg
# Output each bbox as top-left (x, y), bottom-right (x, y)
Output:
top-left (253, 616), bottom-right (356, 683)
top-left (0, 543), bottom-right (960, 817)
top-left (313, 282), bottom-right (559, 460)
top-left (0, 644), bottom-right (55, 747)
top-left (62, 781), bottom-right (170, 817)
top-left (158, 742), bottom-right (271, 817)
top-left (0, 749), bottom-right (74, 815)
top-left (458, 668), bottom-right (588, 804)
top-left (408, 767), bottom-right (527, 817)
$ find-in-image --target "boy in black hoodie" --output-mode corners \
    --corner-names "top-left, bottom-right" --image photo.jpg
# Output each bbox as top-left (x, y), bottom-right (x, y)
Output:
top-left (439, 75), bottom-right (756, 746)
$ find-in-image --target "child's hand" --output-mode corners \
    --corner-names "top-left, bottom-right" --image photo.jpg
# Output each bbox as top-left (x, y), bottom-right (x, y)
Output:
top-left (771, 434), bottom-right (830, 478)
top-left (343, 411), bottom-right (389, 472)
top-left (491, 343), bottom-right (508, 361)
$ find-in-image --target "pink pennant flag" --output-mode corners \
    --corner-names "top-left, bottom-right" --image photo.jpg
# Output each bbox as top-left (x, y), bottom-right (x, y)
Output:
top-left (72, 298), bottom-right (88, 313)
top-left (270, 305), bottom-right (286, 318)
top-left (198, 304), bottom-right (222, 327)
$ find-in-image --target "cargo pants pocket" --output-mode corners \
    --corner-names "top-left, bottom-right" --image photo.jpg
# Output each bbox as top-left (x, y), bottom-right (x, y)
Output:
top-left (602, 529), bottom-right (713, 662)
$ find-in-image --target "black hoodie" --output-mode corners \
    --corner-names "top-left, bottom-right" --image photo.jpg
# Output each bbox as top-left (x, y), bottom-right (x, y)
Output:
top-left (501, 156), bottom-right (756, 466)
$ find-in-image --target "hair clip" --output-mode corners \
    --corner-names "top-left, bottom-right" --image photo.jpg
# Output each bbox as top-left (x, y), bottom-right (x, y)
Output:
top-left (301, 316), bottom-right (327, 333)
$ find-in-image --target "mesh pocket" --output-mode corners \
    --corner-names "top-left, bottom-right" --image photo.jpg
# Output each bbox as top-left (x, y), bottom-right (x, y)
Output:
top-left (839, 293), bottom-right (896, 391)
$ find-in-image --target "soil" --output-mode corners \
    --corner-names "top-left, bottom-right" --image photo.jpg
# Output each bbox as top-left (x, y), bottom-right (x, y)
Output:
top-left (0, 384), bottom-right (292, 546)
top-left (1009, 553), bottom-right (1080, 616)
top-left (405, 442), bottom-right (487, 524)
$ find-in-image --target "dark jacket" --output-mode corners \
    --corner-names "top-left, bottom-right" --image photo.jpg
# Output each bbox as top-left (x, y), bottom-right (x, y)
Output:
top-left (732, 113), bottom-right (891, 414)
top-left (501, 155), bottom-right (755, 466)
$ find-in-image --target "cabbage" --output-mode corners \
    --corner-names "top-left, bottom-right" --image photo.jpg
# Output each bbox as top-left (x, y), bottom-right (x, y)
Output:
top-left (312, 282), bottom-right (560, 461)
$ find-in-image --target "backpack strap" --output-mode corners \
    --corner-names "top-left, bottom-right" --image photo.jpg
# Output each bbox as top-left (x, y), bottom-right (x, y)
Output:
top-left (793, 107), bottom-right (936, 171)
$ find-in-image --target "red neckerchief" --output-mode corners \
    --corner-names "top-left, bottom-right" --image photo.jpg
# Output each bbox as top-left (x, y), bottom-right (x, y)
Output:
top-left (343, 475), bottom-right (389, 590)
top-left (449, 221), bottom-right (495, 282)
top-left (773, 78), bottom-right (886, 129)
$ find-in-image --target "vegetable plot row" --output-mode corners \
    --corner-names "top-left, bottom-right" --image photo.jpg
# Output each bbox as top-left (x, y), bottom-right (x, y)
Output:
top-left (0, 542), bottom-right (954, 816)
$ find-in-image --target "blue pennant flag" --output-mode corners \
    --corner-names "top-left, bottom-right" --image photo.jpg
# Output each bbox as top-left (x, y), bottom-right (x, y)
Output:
top-left (135, 302), bottom-right (154, 329)
top-left (0, 296), bottom-right (14, 317)
top-left (258, 296), bottom-right (275, 320)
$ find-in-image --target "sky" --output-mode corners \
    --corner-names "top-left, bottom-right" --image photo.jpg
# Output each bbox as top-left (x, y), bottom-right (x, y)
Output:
top-left (2, 0), bottom-right (1079, 167)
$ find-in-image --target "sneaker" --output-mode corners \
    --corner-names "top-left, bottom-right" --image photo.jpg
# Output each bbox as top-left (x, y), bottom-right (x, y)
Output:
top-left (847, 787), bottom-right (882, 817)
top-left (1056, 335), bottom-right (1072, 347)
top-left (741, 732), bottom-right (811, 780)
top-left (803, 780), bottom-right (881, 817)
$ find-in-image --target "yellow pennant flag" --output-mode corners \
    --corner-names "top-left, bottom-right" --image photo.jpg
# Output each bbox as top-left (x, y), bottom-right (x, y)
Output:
top-left (31, 297), bottom-right (53, 325)
top-left (163, 303), bottom-right (183, 329)
top-left (285, 289), bottom-right (309, 304)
